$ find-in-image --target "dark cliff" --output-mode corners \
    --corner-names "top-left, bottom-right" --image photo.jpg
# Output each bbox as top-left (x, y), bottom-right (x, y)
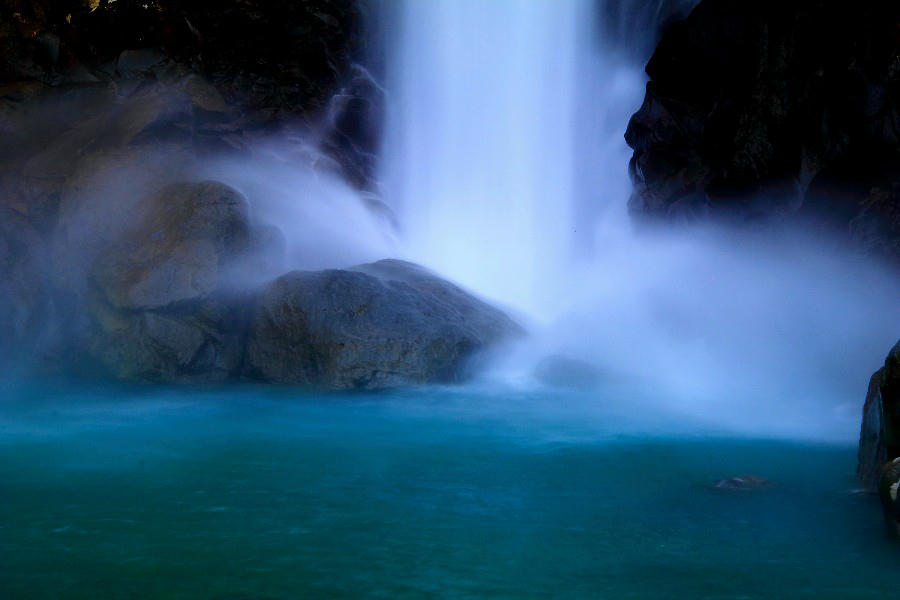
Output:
top-left (625, 0), bottom-right (900, 263)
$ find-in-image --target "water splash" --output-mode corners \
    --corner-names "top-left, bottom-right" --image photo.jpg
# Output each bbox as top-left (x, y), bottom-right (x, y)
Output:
top-left (377, 0), bottom-right (900, 439)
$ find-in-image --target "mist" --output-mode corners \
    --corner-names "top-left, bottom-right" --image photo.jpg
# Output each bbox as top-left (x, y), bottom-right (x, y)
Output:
top-left (0, 0), bottom-right (895, 444)
top-left (373, 0), bottom-right (900, 441)
top-left (6, 1), bottom-right (900, 595)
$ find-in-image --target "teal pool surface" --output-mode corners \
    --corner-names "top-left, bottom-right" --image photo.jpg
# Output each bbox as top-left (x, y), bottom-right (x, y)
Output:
top-left (0, 382), bottom-right (896, 599)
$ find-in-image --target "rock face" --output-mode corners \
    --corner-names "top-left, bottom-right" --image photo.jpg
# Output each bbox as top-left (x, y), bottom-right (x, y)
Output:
top-left (1, 0), bottom-right (361, 118)
top-left (0, 0), bottom-right (409, 382)
top-left (879, 458), bottom-right (900, 536)
top-left (858, 340), bottom-right (900, 491)
top-left (83, 181), bottom-right (261, 382)
top-left (245, 260), bottom-right (524, 389)
top-left (625, 0), bottom-right (900, 263)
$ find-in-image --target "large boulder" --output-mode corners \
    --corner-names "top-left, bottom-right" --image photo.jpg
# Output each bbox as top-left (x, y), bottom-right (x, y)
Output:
top-left (84, 181), bottom-right (270, 382)
top-left (90, 181), bottom-right (251, 310)
top-left (625, 0), bottom-right (900, 263)
top-left (858, 340), bottom-right (900, 491)
top-left (244, 259), bottom-right (524, 389)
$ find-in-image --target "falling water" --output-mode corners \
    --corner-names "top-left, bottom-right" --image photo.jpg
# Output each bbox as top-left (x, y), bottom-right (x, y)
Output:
top-left (379, 0), bottom-right (900, 439)
top-left (381, 0), bottom-right (595, 313)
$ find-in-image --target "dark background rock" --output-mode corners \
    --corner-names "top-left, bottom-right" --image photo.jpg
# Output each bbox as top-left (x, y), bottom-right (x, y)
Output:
top-left (858, 340), bottom-right (900, 491)
top-left (0, 0), bottom-right (361, 117)
top-left (0, 0), bottom-right (382, 201)
top-left (595, 0), bottom-right (697, 62)
top-left (245, 260), bottom-right (524, 389)
top-left (879, 458), bottom-right (900, 537)
top-left (625, 0), bottom-right (900, 264)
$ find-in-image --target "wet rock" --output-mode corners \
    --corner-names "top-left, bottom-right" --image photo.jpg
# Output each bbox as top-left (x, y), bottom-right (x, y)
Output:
top-left (626, 0), bottom-right (900, 263)
top-left (85, 181), bottom-right (257, 382)
top-left (116, 48), bottom-right (168, 78)
top-left (245, 259), bottom-right (524, 389)
top-left (711, 474), bottom-right (773, 491)
top-left (0, 0), bottom-right (380, 196)
top-left (17, 84), bottom-right (195, 232)
top-left (321, 64), bottom-right (386, 190)
top-left (858, 340), bottom-right (900, 491)
top-left (91, 181), bottom-right (250, 310)
top-left (879, 457), bottom-right (900, 537)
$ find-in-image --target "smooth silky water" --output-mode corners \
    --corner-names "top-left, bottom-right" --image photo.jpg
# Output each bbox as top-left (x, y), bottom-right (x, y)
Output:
top-left (1, 381), bottom-right (898, 599)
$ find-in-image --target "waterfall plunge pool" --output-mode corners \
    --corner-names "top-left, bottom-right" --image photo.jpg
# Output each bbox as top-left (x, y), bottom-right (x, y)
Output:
top-left (0, 381), bottom-right (896, 599)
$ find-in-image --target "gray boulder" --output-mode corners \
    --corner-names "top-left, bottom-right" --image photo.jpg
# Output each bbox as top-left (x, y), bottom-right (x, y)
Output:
top-left (85, 181), bottom-right (261, 382)
top-left (879, 458), bottom-right (900, 537)
top-left (244, 259), bottom-right (523, 389)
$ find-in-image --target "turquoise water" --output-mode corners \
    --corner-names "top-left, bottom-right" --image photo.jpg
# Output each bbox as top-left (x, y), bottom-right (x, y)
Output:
top-left (0, 382), bottom-right (897, 599)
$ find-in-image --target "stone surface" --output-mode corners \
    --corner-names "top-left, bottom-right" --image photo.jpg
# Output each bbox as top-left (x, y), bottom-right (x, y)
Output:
top-left (857, 340), bottom-right (900, 491)
top-left (879, 457), bottom-right (900, 537)
top-left (84, 181), bottom-right (256, 382)
top-left (320, 65), bottom-right (385, 190)
top-left (710, 474), bottom-right (773, 491)
top-left (245, 259), bottom-right (524, 389)
top-left (626, 0), bottom-right (900, 263)
top-left (90, 181), bottom-right (250, 310)
top-left (0, 2), bottom-right (518, 387)
top-left (0, 0), bottom-right (381, 202)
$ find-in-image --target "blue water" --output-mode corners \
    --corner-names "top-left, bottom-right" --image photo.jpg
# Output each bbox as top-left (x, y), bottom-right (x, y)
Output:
top-left (0, 381), bottom-right (896, 599)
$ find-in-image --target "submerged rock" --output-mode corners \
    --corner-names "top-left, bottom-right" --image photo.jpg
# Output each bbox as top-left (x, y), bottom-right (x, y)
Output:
top-left (858, 340), bottom-right (900, 491)
top-left (879, 457), bottom-right (900, 537)
top-left (710, 474), bottom-right (773, 491)
top-left (245, 259), bottom-right (524, 389)
top-left (625, 0), bottom-right (900, 263)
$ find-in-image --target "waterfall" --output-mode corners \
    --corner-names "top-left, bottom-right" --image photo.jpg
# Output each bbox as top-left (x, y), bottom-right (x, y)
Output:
top-left (381, 0), bottom-right (633, 315)
top-left (378, 1), bottom-right (696, 316)
top-left (377, 0), bottom-right (900, 438)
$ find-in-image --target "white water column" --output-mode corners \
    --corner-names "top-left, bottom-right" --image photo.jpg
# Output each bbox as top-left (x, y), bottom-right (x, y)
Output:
top-left (380, 0), bottom-right (594, 313)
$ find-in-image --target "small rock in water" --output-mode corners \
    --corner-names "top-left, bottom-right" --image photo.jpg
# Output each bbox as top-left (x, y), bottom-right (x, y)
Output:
top-left (711, 474), bottom-right (773, 491)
